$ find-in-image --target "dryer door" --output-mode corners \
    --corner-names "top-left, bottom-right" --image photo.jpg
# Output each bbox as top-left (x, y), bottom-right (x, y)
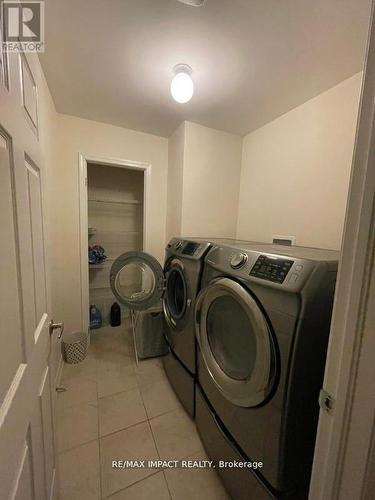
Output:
top-left (110, 251), bottom-right (165, 310)
top-left (163, 259), bottom-right (189, 328)
top-left (195, 277), bottom-right (277, 407)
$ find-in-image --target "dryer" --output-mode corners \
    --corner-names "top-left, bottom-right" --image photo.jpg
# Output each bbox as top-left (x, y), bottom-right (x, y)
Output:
top-left (194, 243), bottom-right (339, 499)
top-left (109, 237), bottom-right (212, 416)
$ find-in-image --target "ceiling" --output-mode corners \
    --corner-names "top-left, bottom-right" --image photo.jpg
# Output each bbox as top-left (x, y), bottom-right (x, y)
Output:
top-left (40, 0), bottom-right (371, 137)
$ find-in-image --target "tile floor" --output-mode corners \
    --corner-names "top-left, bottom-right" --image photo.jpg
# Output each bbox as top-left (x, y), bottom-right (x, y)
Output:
top-left (57, 325), bottom-right (230, 499)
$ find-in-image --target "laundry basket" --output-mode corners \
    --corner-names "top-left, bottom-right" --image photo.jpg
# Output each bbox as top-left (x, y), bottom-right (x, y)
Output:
top-left (134, 306), bottom-right (168, 359)
top-left (62, 331), bottom-right (89, 364)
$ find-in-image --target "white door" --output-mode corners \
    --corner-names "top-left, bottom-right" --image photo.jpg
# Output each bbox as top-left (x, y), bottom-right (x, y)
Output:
top-left (0, 48), bottom-right (59, 499)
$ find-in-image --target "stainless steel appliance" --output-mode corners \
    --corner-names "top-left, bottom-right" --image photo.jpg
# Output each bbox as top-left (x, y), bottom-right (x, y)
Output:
top-left (195, 242), bottom-right (339, 499)
top-left (109, 237), bottom-right (212, 416)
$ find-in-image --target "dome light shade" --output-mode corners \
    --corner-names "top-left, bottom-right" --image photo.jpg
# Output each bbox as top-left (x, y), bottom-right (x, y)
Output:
top-left (177, 0), bottom-right (206, 6)
top-left (171, 64), bottom-right (194, 104)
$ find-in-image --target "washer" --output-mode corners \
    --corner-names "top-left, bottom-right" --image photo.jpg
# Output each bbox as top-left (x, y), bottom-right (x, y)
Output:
top-left (109, 237), bottom-right (212, 416)
top-left (195, 242), bottom-right (339, 499)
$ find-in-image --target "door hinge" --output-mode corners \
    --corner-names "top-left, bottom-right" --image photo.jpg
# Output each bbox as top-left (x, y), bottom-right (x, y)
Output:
top-left (85, 177), bottom-right (87, 186)
top-left (319, 388), bottom-right (335, 415)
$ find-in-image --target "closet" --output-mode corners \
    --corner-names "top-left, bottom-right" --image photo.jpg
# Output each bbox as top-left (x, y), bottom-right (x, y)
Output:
top-left (87, 163), bottom-right (144, 329)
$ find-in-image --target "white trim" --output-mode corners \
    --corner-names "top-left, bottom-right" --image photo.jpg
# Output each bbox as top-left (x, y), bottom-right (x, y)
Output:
top-left (78, 154), bottom-right (89, 333)
top-left (19, 52), bottom-right (39, 139)
top-left (78, 153), bottom-right (151, 333)
top-left (0, 364), bottom-right (27, 428)
top-left (309, 3), bottom-right (375, 498)
top-left (49, 469), bottom-right (57, 500)
top-left (9, 443), bottom-right (29, 500)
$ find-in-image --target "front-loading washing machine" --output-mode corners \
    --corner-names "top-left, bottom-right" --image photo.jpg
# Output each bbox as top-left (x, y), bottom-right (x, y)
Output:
top-left (194, 242), bottom-right (339, 499)
top-left (109, 237), bottom-right (212, 416)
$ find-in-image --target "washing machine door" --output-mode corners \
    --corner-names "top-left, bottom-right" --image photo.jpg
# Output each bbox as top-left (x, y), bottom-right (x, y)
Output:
top-left (195, 277), bottom-right (277, 408)
top-left (163, 258), bottom-right (189, 329)
top-left (110, 251), bottom-right (165, 310)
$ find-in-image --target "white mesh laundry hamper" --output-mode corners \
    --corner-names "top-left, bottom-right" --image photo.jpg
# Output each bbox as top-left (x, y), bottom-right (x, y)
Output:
top-left (62, 331), bottom-right (89, 364)
top-left (134, 305), bottom-right (168, 359)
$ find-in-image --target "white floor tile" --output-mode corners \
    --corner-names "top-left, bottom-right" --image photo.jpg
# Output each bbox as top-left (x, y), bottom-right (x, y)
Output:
top-left (98, 387), bottom-right (147, 436)
top-left (58, 440), bottom-right (101, 500)
top-left (97, 361), bottom-right (138, 398)
top-left (164, 450), bottom-right (230, 500)
top-left (61, 354), bottom-right (97, 383)
top-left (57, 400), bottom-right (98, 452)
top-left (100, 421), bottom-right (160, 497)
top-left (149, 408), bottom-right (203, 461)
top-left (91, 326), bottom-right (134, 358)
top-left (57, 376), bottom-right (97, 410)
top-left (141, 378), bottom-right (181, 419)
top-left (134, 357), bottom-right (167, 388)
top-left (108, 472), bottom-right (170, 500)
top-left (95, 349), bottom-right (135, 367)
top-left (57, 320), bottom-right (231, 500)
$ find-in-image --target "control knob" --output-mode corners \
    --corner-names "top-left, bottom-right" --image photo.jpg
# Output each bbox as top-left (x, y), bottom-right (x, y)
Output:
top-left (174, 240), bottom-right (183, 250)
top-left (230, 253), bottom-right (248, 269)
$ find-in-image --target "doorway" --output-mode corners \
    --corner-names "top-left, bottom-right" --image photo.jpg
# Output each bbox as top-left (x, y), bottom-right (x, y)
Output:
top-left (79, 155), bottom-right (151, 333)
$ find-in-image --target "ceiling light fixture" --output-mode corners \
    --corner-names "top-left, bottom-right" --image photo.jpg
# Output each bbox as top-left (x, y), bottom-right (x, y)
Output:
top-left (177, 0), bottom-right (207, 6)
top-left (170, 64), bottom-right (194, 104)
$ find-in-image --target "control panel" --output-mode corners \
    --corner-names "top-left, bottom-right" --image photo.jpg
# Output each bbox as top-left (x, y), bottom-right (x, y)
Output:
top-left (167, 238), bottom-right (212, 260)
top-left (182, 241), bottom-right (200, 255)
top-left (250, 255), bottom-right (294, 284)
top-left (204, 244), bottom-right (331, 293)
top-left (230, 253), bottom-right (248, 269)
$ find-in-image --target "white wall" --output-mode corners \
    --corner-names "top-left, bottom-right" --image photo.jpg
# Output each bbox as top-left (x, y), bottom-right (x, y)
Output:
top-left (36, 63), bottom-right (362, 335)
top-left (182, 122), bottom-right (242, 238)
top-left (237, 73), bottom-right (362, 250)
top-left (49, 115), bottom-right (168, 332)
top-left (166, 122), bottom-right (185, 241)
top-left (167, 121), bottom-right (243, 239)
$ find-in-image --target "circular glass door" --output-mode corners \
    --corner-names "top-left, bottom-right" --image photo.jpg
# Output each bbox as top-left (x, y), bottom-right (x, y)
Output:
top-left (109, 252), bottom-right (164, 310)
top-left (164, 265), bottom-right (188, 322)
top-left (195, 277), bottom-right (277, 407)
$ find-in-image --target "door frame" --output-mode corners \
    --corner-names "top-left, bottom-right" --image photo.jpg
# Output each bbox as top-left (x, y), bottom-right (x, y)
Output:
top-left (78, 153), bottom-right (151, 333)
top-left (309, 2), bottom-right (375, 498)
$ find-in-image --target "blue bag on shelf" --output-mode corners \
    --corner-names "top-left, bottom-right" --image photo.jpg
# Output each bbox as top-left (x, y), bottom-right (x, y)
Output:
top-left (88, 245), bottom-right (107, 265)
top-left (89, 304), bottom-right (102, 329)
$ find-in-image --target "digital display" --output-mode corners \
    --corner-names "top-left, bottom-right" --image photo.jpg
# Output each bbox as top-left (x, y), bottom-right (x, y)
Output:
top-left (250, 255), bottom-right (294, 284)
top-left (182, 241), bottom-right (200, 256)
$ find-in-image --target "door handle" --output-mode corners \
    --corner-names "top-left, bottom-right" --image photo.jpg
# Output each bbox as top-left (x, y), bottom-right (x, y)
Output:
top-left (49, 320), bottom-right (64, 339)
